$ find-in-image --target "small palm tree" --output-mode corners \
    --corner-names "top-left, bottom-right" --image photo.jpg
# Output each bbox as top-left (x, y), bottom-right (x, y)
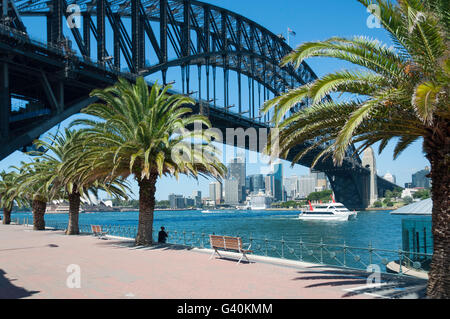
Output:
top-left (15, 161), bottom-right (59, 230)
top-left (32, 129), bottom-right (130, 235)
top-left (263, 0), bottom-right (448, 297)
top-left (71, 77), bottom-right (225, 245)
top-left (0, 171), bottom-right (23, 224)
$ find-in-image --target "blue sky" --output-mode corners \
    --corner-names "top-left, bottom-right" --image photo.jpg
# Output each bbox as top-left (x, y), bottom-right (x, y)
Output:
top-left (0, 0), bottom-right (430, 200)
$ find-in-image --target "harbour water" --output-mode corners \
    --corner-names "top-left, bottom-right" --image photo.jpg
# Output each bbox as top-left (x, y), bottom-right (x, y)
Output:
top-left (7, 209), bottom-right (430, 247)
top-left (6, 209), bottom-right (431, 271)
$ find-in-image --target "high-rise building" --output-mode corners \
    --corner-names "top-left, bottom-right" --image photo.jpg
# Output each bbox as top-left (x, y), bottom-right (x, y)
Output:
top-left (272, 162), bottom-right (283, 201)
top-left (209, 182), bottom-right (222, 205)
top-left (265, 175), bottom-right (273, 197)
top-left (192, 190), bottom-right (202, 207)
top-left (224, 178), bottom-right (240, 205)
top-left (284, 175), bottom-right (299, 199)
top-left (412, 167), bottom-right (431, 188)
top-left (227, 156), bottom-right (246, 202)
top-left (248, 174), bottom-right (265, 193)
top-left (298, 175), bottom-right (316, 198)
top-left (264, 162), bottom-right (283, 201)
top-left (168, 194), bottom-right (185, 209)
top-left (184, 197), bottom-right (195, 207)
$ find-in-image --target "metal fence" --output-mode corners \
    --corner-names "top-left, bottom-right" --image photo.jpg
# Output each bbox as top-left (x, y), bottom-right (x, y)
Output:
top-left (11, 217), bottom-right (432, 278)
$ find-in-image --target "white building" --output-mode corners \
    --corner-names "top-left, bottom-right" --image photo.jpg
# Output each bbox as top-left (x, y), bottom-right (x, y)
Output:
top-left (383, 172), bottom-right (396, 184)
top-left (401, 188), bottom-right (418, 199)
top-left (248, 192), bottom-right (273, 210)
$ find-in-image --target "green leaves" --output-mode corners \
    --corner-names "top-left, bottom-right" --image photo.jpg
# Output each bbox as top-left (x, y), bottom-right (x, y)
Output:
top-left (75, 77), bottom-right (226, 184)
top-left (412, 81), bottom-right (442, 124)
top-left (264, 0), bottom-right (448, 168)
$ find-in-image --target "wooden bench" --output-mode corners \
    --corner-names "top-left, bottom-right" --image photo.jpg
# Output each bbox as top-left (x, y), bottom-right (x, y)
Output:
top-left (209, 235), bottom-right (253, 264)
top-left (91, 225), bottom-right (108, 239)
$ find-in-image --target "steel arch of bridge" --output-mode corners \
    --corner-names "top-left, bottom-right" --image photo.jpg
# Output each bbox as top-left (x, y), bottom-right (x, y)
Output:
top-left (15, 0), bottom-right (317, 97)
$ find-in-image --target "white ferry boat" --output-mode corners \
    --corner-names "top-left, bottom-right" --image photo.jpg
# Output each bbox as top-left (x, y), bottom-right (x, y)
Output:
top-left (45, 204), bottom-right (70, 214)
top-left (298, 202), bottom-right (357, 221)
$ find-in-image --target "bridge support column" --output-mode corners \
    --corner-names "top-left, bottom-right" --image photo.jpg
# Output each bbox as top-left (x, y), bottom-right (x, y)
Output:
top-left (0, 62), bottom-right (9, 141)
top-left (326, 171), bottom-right (370, 210)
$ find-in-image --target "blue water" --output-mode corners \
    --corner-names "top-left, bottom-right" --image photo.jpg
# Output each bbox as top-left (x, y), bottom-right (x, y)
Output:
top-left (7, 209), bottom-right (430, 251)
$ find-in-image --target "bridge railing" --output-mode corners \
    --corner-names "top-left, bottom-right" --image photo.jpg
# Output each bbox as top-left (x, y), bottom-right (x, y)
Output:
top-left (11, 217), bottom-right (432, 278)
top-left (0, 23), bottom-right (140, 80)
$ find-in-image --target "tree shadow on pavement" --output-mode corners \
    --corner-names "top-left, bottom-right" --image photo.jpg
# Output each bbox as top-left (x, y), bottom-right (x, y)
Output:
top-left (93, 239), bottom-right (195, 251)
top-left (292, 267), bottom-right (427, 299)
top-left (0, 269), bottom-right (39, 299)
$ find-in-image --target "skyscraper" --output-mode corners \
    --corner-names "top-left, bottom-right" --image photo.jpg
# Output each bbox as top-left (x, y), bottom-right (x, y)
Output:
top-left (412, 167), bottom-right (431, 188)
top-left (209, 182), bottom-right (222, 205)
top-left (272, 162), bottom-right (283, 201)
top-left (298, 175), bottom-right (315, 198)
top-left (284, 175), bottom-right (299, 199)
top-left (227, 156), bottom-right (246, 202)
top-left (224, 178), bottom-right (240, 205)
top-left (249, 174), bottom-right (265, 193)
top-left (264, 162), bottom-right (283, 201)
top-left (192, 190), bottom-right (202, 208)
top-left (168, 194), bottom-right (185, 209)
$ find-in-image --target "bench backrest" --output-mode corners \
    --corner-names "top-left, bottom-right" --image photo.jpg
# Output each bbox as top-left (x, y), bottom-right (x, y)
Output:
top-left (91, 225), bottom-right (100, 233)
top-left (210, 235), bottom-right (242, 251)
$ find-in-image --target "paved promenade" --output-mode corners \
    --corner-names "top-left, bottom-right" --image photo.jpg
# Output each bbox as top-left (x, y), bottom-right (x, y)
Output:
top-left (0, 224), bottom-right (427, 299)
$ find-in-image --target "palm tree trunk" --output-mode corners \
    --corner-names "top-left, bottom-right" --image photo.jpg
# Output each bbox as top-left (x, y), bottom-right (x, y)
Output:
top-left (2, 207), bottom-right (11, 224)
top-left (424, 123), bottom-right (450, 299)
top-left (135, 174), bottom-right (158, 246)
top-left (32, 199), bottom-right (46, 230)
top-left (66, 191), bottom-right (81, 235)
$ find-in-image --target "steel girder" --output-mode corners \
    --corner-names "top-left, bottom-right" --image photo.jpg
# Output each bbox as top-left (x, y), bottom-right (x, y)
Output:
top-left (14, 0), bottom-right (317, 94)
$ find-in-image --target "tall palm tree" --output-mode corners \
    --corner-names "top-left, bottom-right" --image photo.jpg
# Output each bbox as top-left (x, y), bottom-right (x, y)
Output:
top-left (31, 129), bottom-right (130, 235)
top-left (262, 0), bottom-right (448, 298)
top-left (71, 77), bottom-right (226, 246)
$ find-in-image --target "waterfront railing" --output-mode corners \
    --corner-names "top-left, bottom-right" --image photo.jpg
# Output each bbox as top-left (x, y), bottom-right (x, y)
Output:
top-left (11, 217), bottom-right (432, 278)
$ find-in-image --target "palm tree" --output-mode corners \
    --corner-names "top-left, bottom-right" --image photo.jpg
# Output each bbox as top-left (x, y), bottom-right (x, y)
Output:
top-left (71, 77), bottom-right (226, 245)
top-left (31, 129), bottom-right (130, 235)
top-left (262, 0), bottom-right (448, 298)
top-left (15, 161), bottom-right (59, 230)
top-left (0, 171), bottom-right (22, 224)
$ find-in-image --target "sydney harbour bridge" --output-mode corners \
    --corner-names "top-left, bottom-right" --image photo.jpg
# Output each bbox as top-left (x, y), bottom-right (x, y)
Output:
top-left (0, 0), bottom-right (398, 209)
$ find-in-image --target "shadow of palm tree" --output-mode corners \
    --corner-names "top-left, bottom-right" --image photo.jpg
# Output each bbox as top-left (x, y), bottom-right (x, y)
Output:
top-left (292, 267), bottom-right (427, 299)
top-left (0, 269), bottom-right (39, 299)
top-left (93, 239), bottom-right (194, 251)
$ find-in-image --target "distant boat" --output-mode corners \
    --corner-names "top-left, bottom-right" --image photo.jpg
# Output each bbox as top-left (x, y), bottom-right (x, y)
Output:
top-left (298, 202), bottom-right (357, 221)
top-left (45, 204), bottom-right (84, 214)
top-left (201, 210), bottom-right (212, 214)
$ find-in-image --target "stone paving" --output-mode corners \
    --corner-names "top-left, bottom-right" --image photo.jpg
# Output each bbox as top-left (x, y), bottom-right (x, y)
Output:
top-left (0, 224), bottom-right (427, 299)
